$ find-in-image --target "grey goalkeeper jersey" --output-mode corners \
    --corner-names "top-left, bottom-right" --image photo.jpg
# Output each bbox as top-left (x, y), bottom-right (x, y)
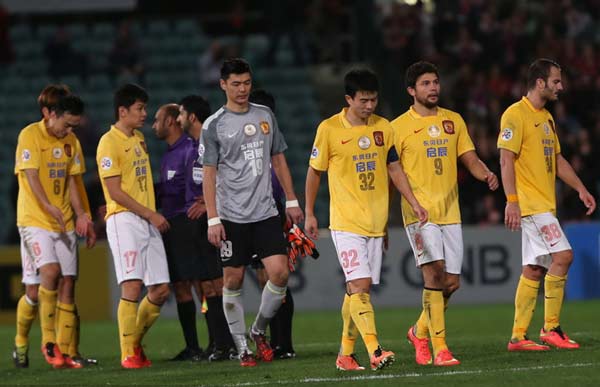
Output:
top-left (200, 103), bottom-right (288, 223)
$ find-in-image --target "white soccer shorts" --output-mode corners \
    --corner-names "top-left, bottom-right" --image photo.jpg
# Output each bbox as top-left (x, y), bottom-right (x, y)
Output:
top-left (106, 211), bottom-right (170, 285)
top-left (521, 212), bottom-right (572, 269)
top-left (405, 222), bottom-right (463, 274)
top-left (18, 226), bottom-right (78, 284)
top-left (330, 230), bottom-right (383, 284)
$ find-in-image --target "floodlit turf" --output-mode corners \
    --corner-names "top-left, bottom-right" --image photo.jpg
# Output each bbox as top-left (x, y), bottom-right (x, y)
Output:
top-left (2, 300), bottom-right (600, 386)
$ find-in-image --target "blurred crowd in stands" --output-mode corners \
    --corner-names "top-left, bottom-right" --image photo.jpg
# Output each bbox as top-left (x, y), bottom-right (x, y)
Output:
top-left (1, 0), bottom-right (599, 227)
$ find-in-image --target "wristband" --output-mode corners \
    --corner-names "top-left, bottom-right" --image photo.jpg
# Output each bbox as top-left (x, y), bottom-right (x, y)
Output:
top-left (208, 217), bottom-right (221, 226)
top-left (286, 199), bottom-right (299, 208)
top-left (506, 194), bottom-right (519, 203)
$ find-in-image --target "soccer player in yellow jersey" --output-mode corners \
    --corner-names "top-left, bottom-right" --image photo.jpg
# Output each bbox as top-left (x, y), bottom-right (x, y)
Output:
top-left (391, 61), bottom-right (498, 366)
top-left (14, 92), bottom-right (94, 369)
top-left (498, 59), bottom-right (596, 351)
top-left (305, 69), bottom-right (428, 371)
top-left (96, 84), bottom-right (171, 368)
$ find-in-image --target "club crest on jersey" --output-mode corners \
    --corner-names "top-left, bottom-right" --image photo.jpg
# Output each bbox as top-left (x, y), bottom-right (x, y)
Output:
top-left (101, 157), bottom-right (112, 170)
top-left (198, 143), bottom-right (205, 159)
top-left (442, 120), bottom-right (455, 134)
top-left (501, 128), bottom-right (513, 141)
top-left (134, 146), bottom-right (142, 157)
top-left (22, 149), bottom-right (31, 162)
top-left (428, 125), bottom-right (441, 138)
top-left (53, 147), bottom-right (63, 159)
top-left (358, 136), bottom-right (371, 149)
top-left (543, 123), bottom-right (550, 135)
top-left (311, 146), bottom-right (319, 159)
top-left (260, 121), bottom-right (270, 134)
top-left (244, 124), bottom-right (257, 136)
top-left (373, 131), bottom-right (384, 146)
top-left (140, 141), bottom-right (148, 154)
top-left (64, 144), bottom-right (72, 157)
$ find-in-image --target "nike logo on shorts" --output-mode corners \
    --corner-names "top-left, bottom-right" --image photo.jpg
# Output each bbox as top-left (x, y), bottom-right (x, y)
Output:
top-left (346, 269), bottom-right (358, 275)
top-left (550, 241), bottom-right (560, 247)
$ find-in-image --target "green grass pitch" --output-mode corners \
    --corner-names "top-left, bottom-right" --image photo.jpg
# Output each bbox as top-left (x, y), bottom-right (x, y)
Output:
top-left (2, 300), bottom-right (600, 386)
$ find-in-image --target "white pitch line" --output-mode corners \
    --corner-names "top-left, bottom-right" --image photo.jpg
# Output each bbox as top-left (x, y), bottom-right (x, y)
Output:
top-left (219, 362), bottom-right (597, 387)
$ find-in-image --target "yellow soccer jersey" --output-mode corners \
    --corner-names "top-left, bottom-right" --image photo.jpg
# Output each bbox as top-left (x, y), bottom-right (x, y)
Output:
top-left (309, 109), bottom-right (395, 237)
top-left (391, 107), bottom-right (475, 226)
top-left (497, 97), bottom-right (560, 216)
top-left (96, 126), bottom-right (155, 218)
top-left (14, 119), bottom-right (82, 232)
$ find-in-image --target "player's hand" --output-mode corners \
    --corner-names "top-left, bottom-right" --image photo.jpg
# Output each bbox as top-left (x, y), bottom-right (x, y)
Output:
top-left (46, 204), bottom-right (65, 232)
top-left (504, 202), bottom-right (521, 231)
top-left (75, 213), bottom-right (92, 237)
top-left (304, 214), bottom-right (318, 240)
top-left (286, 205), bottom-right (304, 225)
top-left (208, 223), bottom-right (226, 248)
top-left (412, 203), bottom-right (428, 226)
top-left (86, 222), bottom-right (97, 248)
top-left (485, 171), bottom-right (499, 191)
top-left (187, 197), bottom-right (207, 219)
top-left (149, 212), bottom-right (170, 233)
top-left (579, 189), bottom-right (596, 215)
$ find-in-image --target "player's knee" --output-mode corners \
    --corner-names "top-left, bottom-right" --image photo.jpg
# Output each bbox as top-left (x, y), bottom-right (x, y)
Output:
top-left (149, 284), bottom-right (170, 305)
top-left (39, 263), bottom-right (61, 283)
top-left (58, 276), bottom-right (76, 302)
top-left (553, 250), bottom-right (573, 268)
top-left (173, 282), bottom-right (193, 302)
top-left (200, 281), bottom-right (217, 298)
top-left (25, 285), bottom-right (39, 303)
top-left (523, 265), bottom-right (545, 281)
top-left (270, 269), bottom-right (288, 287)
top-left (444, 281), bottom-right (460, 297)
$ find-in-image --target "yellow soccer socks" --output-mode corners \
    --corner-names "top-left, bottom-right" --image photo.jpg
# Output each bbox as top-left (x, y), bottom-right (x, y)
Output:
top-left (340, 293), bottom-right (358, 356)
top-left (15, 295), bottom-right (38, 347)
top-left (423, 288), bottom-right (447, 356)
top-left (38, 286), bottom-right (58, 345)
top-left (544, 273), bottom-right (566, 331)
top-left (135, 296), bottom-right (161, 348)
top-left (56, 302), bottom-right (76, 355)
top-left (511, 275), bottom-right (540, 341)
top-left (349, 293), bottom-right (379, 355)
top-left (117, 299), bottom-right (138, 360)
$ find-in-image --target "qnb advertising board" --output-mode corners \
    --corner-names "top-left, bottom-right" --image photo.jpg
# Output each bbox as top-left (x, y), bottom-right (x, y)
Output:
top-left (121, 226), bottom-right (529, 318)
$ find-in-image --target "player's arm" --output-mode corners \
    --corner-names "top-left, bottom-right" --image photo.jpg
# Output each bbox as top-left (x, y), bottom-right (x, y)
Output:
top-left (68, 175), bottom-right (96, 247)
top-left (459, 150), bottom-right (499, 190)
top-left (387, 161), bottom-right (428, 225)
top-left (304, 166), bottom-right (322, 239)
top-left (24, 168), bottom-right (65, 231)
top-left (202, 165), bottom-right (226, 247)
top-left (499, 149), bottom-right (520, 231)
top-left (556, 154), bottom-right (596, 215)
top-left (103, 175), bottom-right (170, 232)
top-left (272, 152), bottom-right (304, 225)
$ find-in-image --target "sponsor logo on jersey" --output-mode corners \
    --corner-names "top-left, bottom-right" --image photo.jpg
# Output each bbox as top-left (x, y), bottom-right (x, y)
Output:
top-left (198, 143), bottom-right (205, 159)
top-left (373, 131), bottom-right (384, 146)
top-left (260, 121), bottom-right (270, 134)
top-left (442, 120), bottom-right (455, 134)
top-left (101, 157), bottom-right (112, 170)
top-left (501, 128), bottom-right (513, 141)
top-left (53, 147), bottom-right (63, 159)
top-left (428, 125), bottom-right (441, 138)
top-left (358, 136), bottom-right (371, 150)
top-left (22, 149), bottom-right (31, 162)
top-left (310, 146), bottom-right (319, 159)
top-left (64, 144), bottom-right (72, 157)
top-left (244, 124), bottom-right (257, 136)
top-left (134, 146), bottom-right (142, 157)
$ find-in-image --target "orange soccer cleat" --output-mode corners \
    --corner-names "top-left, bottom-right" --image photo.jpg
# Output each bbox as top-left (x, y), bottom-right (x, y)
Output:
top-left (407, 325), bottom-right (432, 365)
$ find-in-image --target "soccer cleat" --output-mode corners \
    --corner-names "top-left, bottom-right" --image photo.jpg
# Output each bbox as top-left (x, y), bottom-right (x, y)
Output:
top-left (170, 347), bottom-right (203, 362)
top-left (134, 346), bottom-right (152, 367)
top-left (540, 327), bottom-right (580, 349)
top-left (239, 350), bottom-right (257, 367)
top-left (407, 325), bottom-right (432, 365)
top-left (12, 345), bottom-right (29, 368)
top-left (42, 343), bottom-right (65, 367)
top-left (274, 346), bottom-right (296, 360)
top-left (249, 329), bottom-right (274, 362)
top-left (433, 349), bottom-right (460, 366)
top-left (59, 355), bottom-right (84, 369)
top-left (507, 337), bottom-right (550, 351)
top-left (121, 355), bottom-right (144, 369)
top-left (72, 354), bottom-right (98, 366)
top-left (335, 354), bottom-right (365, 371)
top-left (369, 347), bottom-right (395, 370)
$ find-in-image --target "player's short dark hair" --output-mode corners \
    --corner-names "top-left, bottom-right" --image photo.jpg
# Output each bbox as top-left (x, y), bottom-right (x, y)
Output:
top-left (114, 83), bottom-right (148, 120)
top-left (344, 69), bottom-right (379, 98)
top-left (405, 61), bottom-right (439, 89)
top-left (179, 95), bottom-right (211, 123)
top-left (527, 58), bottom-right (561, 90)
top-left (249, 89), bottom-right (276, 112)
top-left (220, 58), bottom-right (251, 80)
top-left (162, 104), bottom-right (180, 123)
top-left (38, 84), bottom-right (71, 116)
top-left (51, 94), bottom-right (85, 116)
